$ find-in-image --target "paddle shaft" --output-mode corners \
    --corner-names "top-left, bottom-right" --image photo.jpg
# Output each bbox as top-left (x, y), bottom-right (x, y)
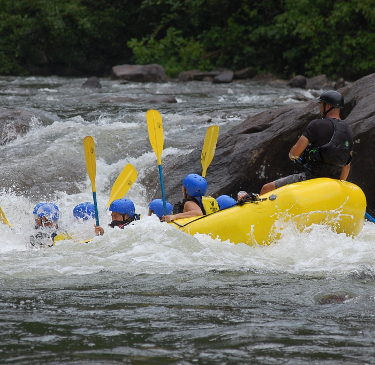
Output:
top-left (93, 192), bottom-right (100, 226)
top-left (158, 165), bottom-right (167, 215)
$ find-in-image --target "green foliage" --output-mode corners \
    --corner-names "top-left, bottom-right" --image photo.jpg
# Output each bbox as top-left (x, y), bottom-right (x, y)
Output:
top-left (128, 27), bottom-right (212, 77)
top-left (1, 0), bottom-right (375, 79)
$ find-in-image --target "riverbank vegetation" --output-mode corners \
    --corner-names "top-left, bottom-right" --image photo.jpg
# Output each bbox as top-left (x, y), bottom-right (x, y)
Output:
top-left (1, 0), bottom-right (375, 79)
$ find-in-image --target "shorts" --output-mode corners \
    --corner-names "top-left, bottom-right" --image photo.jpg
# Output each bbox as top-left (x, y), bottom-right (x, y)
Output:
top-left (274, 172), bottom-right (307, 189)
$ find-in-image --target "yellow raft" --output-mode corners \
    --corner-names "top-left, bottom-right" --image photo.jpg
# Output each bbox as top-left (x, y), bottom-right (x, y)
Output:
top-left (169, 178), bottom-right (366, 245)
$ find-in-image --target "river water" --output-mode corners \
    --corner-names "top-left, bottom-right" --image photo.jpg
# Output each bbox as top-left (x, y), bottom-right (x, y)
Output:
top-left (1, 76), bottom-right (375, 364)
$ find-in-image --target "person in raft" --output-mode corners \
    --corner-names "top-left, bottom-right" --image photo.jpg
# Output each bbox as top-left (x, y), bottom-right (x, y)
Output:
top-left (260, 90), bottom-right (354, 195)
top-left (30, 203), bottom-right (61, 247)
top-left (73, 202), bottom-right (96, 221)
top-left (216, 195), bottom-right (236, 210)
top-left (163, 173), bottom-right (208, 223)
top-left (148, 199), bottom-right (173, 221)
top-left (94, 198), bottom-right (140, 236)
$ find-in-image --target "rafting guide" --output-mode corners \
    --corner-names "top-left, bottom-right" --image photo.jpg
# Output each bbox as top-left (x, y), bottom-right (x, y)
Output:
top-left (260, 90), bottom-right (354, 195)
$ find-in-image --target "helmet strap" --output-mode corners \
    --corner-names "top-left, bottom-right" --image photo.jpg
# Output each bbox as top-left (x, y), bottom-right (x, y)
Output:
top-left (322, 103), bottom-right (334, 118)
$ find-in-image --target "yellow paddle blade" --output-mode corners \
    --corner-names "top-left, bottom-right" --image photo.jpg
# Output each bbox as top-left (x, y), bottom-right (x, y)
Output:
top-left (83, 136), bottom-right (97, 192)
top-left (106, 164), bottom-right (138, 208)
top-left (0, 206), bottom-right (11, 227)
top-left (146, 109), bottom-right (164, 165)
top-left (201, 125), bottom-right (219, 178)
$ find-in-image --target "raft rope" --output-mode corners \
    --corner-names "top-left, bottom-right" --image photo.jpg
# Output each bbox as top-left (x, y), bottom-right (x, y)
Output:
top-left (171, 193), bottom-right (267, 229)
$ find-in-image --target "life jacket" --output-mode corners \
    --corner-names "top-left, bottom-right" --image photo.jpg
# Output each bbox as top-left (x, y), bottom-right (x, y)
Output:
top-left (303, 118), bottom-right (352, 167)
top-left (193, 196), bottom-right (220, 215)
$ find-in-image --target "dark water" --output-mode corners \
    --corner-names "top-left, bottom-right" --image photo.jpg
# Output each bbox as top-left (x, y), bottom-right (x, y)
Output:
top-left (1, 76), bottom-right (375, 364)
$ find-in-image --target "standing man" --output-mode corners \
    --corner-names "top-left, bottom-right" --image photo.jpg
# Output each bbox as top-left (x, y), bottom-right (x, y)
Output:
top-left (260, 90), bottom-right (353, 195)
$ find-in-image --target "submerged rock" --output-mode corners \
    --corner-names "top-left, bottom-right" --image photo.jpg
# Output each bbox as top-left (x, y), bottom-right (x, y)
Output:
top-left (82, 76), bottom-right (102, 89)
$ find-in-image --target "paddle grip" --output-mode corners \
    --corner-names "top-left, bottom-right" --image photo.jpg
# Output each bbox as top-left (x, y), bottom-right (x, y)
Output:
top-left (92, 191), bottom-right (100, 226)
top-left (158, 164), bottom-right (168, 216)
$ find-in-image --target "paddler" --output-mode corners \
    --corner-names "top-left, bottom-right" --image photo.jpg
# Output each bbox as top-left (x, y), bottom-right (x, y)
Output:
top-left (148, 199), bottom-right (173, 221)
top-left (163, 173), bottom-right (209, 223)
top-left (94, 198), bottom-right (140, 236)
top-left (30, 203), bottom-right (61, 247)
top-left (260, 90), bottom-right (354, 195)
top-left (73, 202), bottom-right (96, 221)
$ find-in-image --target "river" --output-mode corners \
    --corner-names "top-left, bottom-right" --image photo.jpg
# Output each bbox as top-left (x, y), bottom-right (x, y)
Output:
top-left (1, 76), bottom-right (375, 364)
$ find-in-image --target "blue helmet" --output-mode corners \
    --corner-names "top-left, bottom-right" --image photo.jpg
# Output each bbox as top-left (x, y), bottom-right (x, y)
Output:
top-left (109, 199), bottom-right (135, 218)
top-left (73, 202), bottom-right (95, 220)
top-left (216, 195), bottom-right (236, 210)
top-left (182, 174), bottom-right (207, 197)
top-left (37, 203), bottom-right (60, 222)
top-left (33, 202), bottom-right (46, 215)
top-left (149, 199), bottom-right (173, 218)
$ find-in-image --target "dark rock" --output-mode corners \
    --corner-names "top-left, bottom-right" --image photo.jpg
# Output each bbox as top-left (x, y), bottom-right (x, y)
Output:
top-left (0, 107), bottom-right (54, 145)
top-left (140, 72), bottom-right (375, 214)
top-left (95, 95), bottom-right (177, 104)
top-left (193, 70), bottom-right (221, 81)
top-left (213, 70), bottom-right (234, 84)
top-left (334, 77), bottom-right (346, 90)
top-left (318, 294), bottom-right (353, 305)
top-left (288, 75), bottom-right (307, 89)
top-left (233, 67), bottom-right (257, 80)
top-left (178, 70), bottom-right (201, 81)
top-left (111, 64), bottom-right (168, 83)
top-left (305, 74), bottom-right (332, 90)
top-left (252, 73), bottom-right (279, 82)
top-left (82, 76), bottom-right (102, 89)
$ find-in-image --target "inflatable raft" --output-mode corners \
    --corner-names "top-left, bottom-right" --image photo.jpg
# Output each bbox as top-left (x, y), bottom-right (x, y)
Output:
top-left (169, 178), bottom-right (366, 245)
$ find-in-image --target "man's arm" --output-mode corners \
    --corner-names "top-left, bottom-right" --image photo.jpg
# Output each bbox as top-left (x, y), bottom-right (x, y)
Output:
top-left (340, 163), bottom-right (350, 180)
top-left (289, 136), bottom-right (309, 160)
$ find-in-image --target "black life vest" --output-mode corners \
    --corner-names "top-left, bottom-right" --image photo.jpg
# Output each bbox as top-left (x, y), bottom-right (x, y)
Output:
top-left (303, 118), bottom-right (352, 167)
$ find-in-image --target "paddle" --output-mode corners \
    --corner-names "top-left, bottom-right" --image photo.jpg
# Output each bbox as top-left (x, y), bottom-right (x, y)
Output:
top-left (201, 125), bottom-right (219, 178)
top-left (0, 206), bottom-right (11, 227)
top-left (146, 109), bottom-right (168, 216)
top-left (106, 164), bottom-right (138, 208)
top-left (83, 136), bottom-right (100, 227)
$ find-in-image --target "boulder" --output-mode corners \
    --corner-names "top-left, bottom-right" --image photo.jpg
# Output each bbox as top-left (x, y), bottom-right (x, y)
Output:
top-left (213, 70), bottom-right (234, 84)
top-left (140, 72), bottom-right (375, 215)
top-left (193, 70), bottom-right (221, 81)
top-left (334, 77), bottom-right (346, 90)
top-left (111, 64), bottom-right (168, 82)
top-left (0, 107), bottom-right (53, 145)
top-left (82, 76), bottom-right (102, 89)
top-left (95, 95), bottom-right (177, 103)
top-left (178, 70), bottom-right (201, 81)
top-left (233, 67), bottom-right (257, 80)
top-left (288, 75), bottom-right (307, 89)
top-left (305, 74), bottom-right (332, 90)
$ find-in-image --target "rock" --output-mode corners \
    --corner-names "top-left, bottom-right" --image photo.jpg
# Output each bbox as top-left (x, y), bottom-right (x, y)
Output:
top-left (0, 107), bottom-right (54, 145)
top-left (111, 64), bottom-right (168, 83)
top-left (140, 72), bottom-right (375, 214)
top-left (95, 95), bottom-right (177, 104)
top-left (82, 76), bottom-right (102, 89)
top-left (213, 70), bottom-right (234, 84)
top-left (233, 67), bottom-right (257, 79)
top-left (305, 74), bottom-right (332, 90)
top-left (334, 77), bottom-right (346, 90)
top-left (288, 75), bottom-right (307, 89)
top-left (252, 72), bottom-right (279, 82)
top-left (193, 70), bottom-right (221, 81)
top-left (178, 70), bottom-right (201, 81)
